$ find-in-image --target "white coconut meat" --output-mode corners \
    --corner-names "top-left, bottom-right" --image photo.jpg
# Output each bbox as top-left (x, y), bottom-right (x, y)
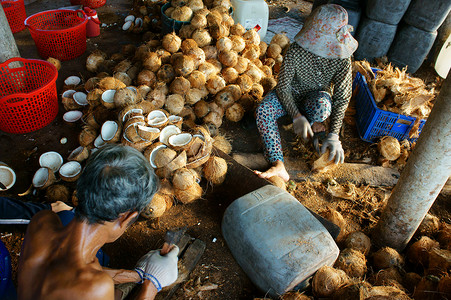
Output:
top-left (159, 125), bottom-right (182, 145)
top-left (147, 110), bottom-right (169, 127)
top-left (62, 89), bottom-right (76, 99)
top-left (73, 92), bottom-right (88, 106)
top-left (39, 151), bottom-right (63, 172)
top-left (122, 20), bottom-right (133, 31)
top-left (32, 167), bottom-right (53, 188)
top-left (102, 89), bottom-right (116, 104)
top-left (149, 144), bottom-right (168, 168)
top-left (137, 125), bottom-right (160, 142)
top-left (64, 76), bottom-right (81, 86)
top-left (135, 17), bottom-right (143, 27)
top-left (59, 161), bottom-right (82, 182)
top-left (63, 111), bottom-right (83, 122)
top-left (0, 165), bottom-right (15, 191)
top-left (101, 121), bottom-right (119, 142)
top-left (124, 15), bottom-right (135, 22)
top-left (168, 133), bottom-right (193, 149)
top-left (94, 134), bottom-right (106, 148)
top-left (68, 146), bottom-right (89, 162)
top-left (121, 108), bottom-right (144, 123)
top-left (168, 115), bottom-right (183, 127)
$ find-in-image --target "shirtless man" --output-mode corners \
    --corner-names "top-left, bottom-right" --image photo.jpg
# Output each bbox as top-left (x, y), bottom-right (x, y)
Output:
top-left (17, 145), bottom-right (178, 300)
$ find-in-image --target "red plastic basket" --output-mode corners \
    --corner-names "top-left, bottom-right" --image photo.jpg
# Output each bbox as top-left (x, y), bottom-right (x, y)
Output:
top-left (1, 0), bottom-right (26, 33)
top-left (83, 0), bottom-right (106, 9)
top-left (0, 58), bottom-right (58, 134)
top-left (24, 9), bottom-right (88, 61)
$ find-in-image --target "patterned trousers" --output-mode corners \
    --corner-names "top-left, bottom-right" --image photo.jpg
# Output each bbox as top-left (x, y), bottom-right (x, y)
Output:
top-left (256, 90), bottom-right (332, 163)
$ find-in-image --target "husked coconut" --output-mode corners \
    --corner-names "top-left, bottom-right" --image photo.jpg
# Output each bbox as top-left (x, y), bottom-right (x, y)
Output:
top-left (206, 11), bottom-right (222, 27)
top-left (271, 33), bottom-right (290, 49)
top-left (114, 88), bottom-right (137, 108)
top-left (260, 65), bottom-right (272, 77)
top-left (334, 248), bottom-right (367, 278)
top-left (344, 231), bottom-right (371, 255)
top-left (46, 184), bottom-right (70, 202)
top-left (198, 61), bottom-right (218, 80)
top-left (188, 0), bottom-right (203, 11)
top-left (170, 0), bottom-right (185, 7)
top-left (230, 23), bottom-right (245, 36)
top-left (84, 77), bottom-right (100, 92)
top-left (165, 94), bottom-right (185, 115)
top-left (188, 71), bottom-right (206, 89)
top-left (373, 247), bottom-right (404, 269)
top-left (238, 93), bottom-right (255, 112)
top-left (86, 50), bottom-right (107, 73)
top-left (207, 75), bottom-right (226, 94)
top-left (267, 43), bottom-right (282, 59)
top-left (143, 52), bottom-right (161, 72)
top-left (243, 29), bottom-right (260, 45)
top-left (137, 69), bottom-right (156, 87)
top-left (98, 77), bottom-right (126, 90)
top-left (242, 44), bottom-right (260, 60)
top-left (246, 63), bottom-right (264, 82)
top-left (210, 23), bottom-right (229, 40)
top-left (417, 213), bottom-right (440, 237)
top-left (113, 59), bottom-right (132, 73)
top-left (261, 77), bottom-right (277, 94)
top-left (264, 57), bottom-right (276, 68)
top-left (203, 156), bottom-right (227, 185)
top-left (223, 84), bottom-right (241, 101)
top-left (181, 39), bottom-right (199, 54)
top-left (157, 64), bottom-right (176, 83)
top-left (194, 100), bottom-right (210, 118)
top-left (186, 47), bottom-right (206, 68)
top-left (172, 167), bottom-right (198, 190)
top-left (185, 88), bottom-right (205, 105)
top-left (192, 29), bottom-right (212, 47)
top-left (218, 50), bottom-right (238, 67)
top-left (79, 126), bottom-right (97, 147)
top-left (226, 103), bottom-right (244, 122)
top-left (179, 106), bottom-right (196, 122)
top-left (202, 45), bottom-right (218, 60)
top-left (191, 13), bottom-right (207, 29)
top-left (137, 85), bottom-right (151, 99)
top-left (162, 33), bottom-right (182, 53)
top-left (86, 88), bottom-right (103, 108)
top-left (141, 193), bottom-right (167, 218)
top-left (229, 35), bottom-right (245, 53)
top-left (221, 67), bottom-right (239, 83)
top-left (371, 267), bottom-right (403, 287)
top-left (134, 45), bottom-right (150, 61)
top-left (47, 57), bottom-right (61, 71)
top-left (203, 111), bottom-right (222, 128)
top-left (68, 146), bottom-right (90, 162)
top-left (154, 148), bottom-right (177, 168)
top-left (170, 77), bottom-right (191, 95)
top-left (407, 236), bottom-right (439, 267)
top-left (280, 292), bottom-right (311, 300)
top-left (209, 100), bottom-right (224, 117)
top-left (213, 135), bottom-right (232, 154)
top-left (173, 55), bottom-right (195, 76)
top-left (234, 56), bottom-right (249, 74)
top-left (312, 266), bottom-right (349, 297)
top-left (237, 74), bottom-right (253, 93)
top-left (252, 58), bottom-right (263, 68)
top-left (259, 41), bottom-right (268, 57)
top-left (250, 83), bottom-right (264, 100)
top-left (174, 182), bottom-right (202, 204)
top-left (159, 151), bottom-right (187, 177)
top-left (171, 6), bottom-right (193, 22)
top-left (321, 207), bottom-right (347, 241)
top-left (216, 37), bottom-right (233, 52)
top-left (179, 24), bottom-right (196, 39)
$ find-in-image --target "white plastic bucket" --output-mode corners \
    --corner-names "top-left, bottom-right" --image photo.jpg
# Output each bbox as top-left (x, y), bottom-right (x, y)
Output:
top-left (231, 0), bottom-right (269, 39)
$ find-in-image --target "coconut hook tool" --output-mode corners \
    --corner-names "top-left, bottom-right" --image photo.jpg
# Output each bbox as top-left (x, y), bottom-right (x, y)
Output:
top-left (161, 227), bottom-right (187, 255)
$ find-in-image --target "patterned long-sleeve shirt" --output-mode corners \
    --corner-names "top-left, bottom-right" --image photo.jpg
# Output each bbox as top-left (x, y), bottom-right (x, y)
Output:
top-left (276, 42), bottom-right (352, 135)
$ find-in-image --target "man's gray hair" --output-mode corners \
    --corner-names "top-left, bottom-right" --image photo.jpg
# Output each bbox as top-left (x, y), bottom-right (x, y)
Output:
top-left (75, 144), bottom-right (159, 224)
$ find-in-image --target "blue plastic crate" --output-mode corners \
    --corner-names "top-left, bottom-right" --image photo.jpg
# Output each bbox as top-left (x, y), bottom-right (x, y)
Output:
top-left (352, 68), bottom-right (426, 143)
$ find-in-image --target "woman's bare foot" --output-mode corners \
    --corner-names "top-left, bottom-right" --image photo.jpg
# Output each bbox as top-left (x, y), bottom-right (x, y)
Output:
top-left (254, 160), bottom-right (290, 182)
top-left (51, 201), bottom-right (73, 213)
top-left (312, 122), bottom-right (325, 133)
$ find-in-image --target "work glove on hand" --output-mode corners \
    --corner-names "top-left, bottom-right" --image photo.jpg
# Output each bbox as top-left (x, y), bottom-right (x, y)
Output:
top-left (293, 115), bottom-right (313, 141)
top-left (320, 133), bottom-right (345, 164)
top-left (134, 246), bottom-right (179, 291)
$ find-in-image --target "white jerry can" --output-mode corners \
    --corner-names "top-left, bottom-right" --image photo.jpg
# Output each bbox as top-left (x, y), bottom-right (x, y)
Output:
top-left (222, 185), bottom-right (340, 297)
top-left (231, 0), bottom-right (269, 39)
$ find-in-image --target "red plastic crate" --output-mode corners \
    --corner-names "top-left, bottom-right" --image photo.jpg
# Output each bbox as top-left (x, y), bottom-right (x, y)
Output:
top-left (0, 58), bottom-right (58, 134)
top-left (24, 9), bottom-right (88, 61)
top-left (1, 0), bottom-right (26, 33)
top-left (83, 0), bottom-right (106, 9)
top-left (353, 68), bottom-right (426, 143)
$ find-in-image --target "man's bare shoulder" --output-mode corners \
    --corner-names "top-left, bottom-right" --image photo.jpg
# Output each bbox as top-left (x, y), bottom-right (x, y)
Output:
top-left (27, 210), bottom-right (62, 232)
top-left (43, 267), bottom-right (115, 300)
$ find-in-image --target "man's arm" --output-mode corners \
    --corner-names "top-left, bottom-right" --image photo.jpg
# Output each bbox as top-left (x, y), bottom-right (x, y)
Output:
top-left (103, 267), bottom-right (141, 284)
top-left (136, 280), bottom-right (158, 300)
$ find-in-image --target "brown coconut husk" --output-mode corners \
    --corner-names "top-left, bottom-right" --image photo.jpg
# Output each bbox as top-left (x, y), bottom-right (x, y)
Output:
top-left (378, 136), bottom-right (401, 161)
top-left (62, 95), bottom-right (81, 111)
top-left (312, 265), bottom-right (349, 297)
top-left (113, 72), bottom-right (132, 86)
top-left (222, 67), bottom-right (239, 83)
top-left (206, 75), bottom-right (226, 94)
top-left (165, 94), bottom-right (185, 115)
top-left (237, 74), bottom-right (253, 93)
top-left (416, 213), bottom-right (441, 237)
top-left (363, 286), bottom-right (410, 300)
top-left (194, 100), bottom-right (210, 118)
top-left (120, 136), bottom-right (153, 152)
top-left (334, 281), bottom-right (373, 300)
top-left (86, 50), bottom-right (107, 73)
top-left (321, 207), bottom-right (347, 242)
top-left (437, 223), bottom-right (451, 250)
top-left (154, 147), bottom-right (178, 169)
top-left (45, 184), bottom-right (70, 203)
top-left (427, 248), bottom-right (451, 276)
top-left (68, 146), bottom-right (90, 163)
top-left (413, 275), bottom-right (441, 300)
top-left (404, 272), bottom-right (422, 294)
top-left (213, 135), bottom-right (232, 154)
top-left (280, 291), bottom-right (311, 300)
top-left (271, 33), bottom-right (290, 49)
top-left (143, 52), bottom-right (161, 72)
top-left (407, 236), bottom-right (439, 267)
top-left (141, 193), bottom-right (168, 219)
top-left (225, 103), bottom-right (245, 122)
top-left (437, 275), bottom-right (451, 297)
top-left (86, 88), bottom-right (103, 107)
top-left (261, 77), bottom-right (277, 95)
top-left (344, 231), bottom-right (372, 255)
top-left (98, 76), bottom-right (126, 90)
top-left (373, 247), bottom-right (404, 270)
top-left (162, 33), bottom-right (182, 53)
top-left (136, 69), bottom-right (156, 87)
top-left (170, 76), bottom-right (191, 95)
top-left (230, 23), bottom-right (245, 36)
top-left (173, 55), bottom-right (195, 77)
top-left (47, 57), bottom-right (62, 71)
top-left (334, 248), bottom-right (367, 278)
top-left (172, 167), bottom-right (198, 190)
top-left (203, 111), bottom-right (223, 128)
top-left (79, 126), bottom-right (97, 147)
top-left (157, 64), bottom-right (176, 83)
top-left (187, 70), bottom-right (207, 89)
top-left (370, 267), bottom-right (403, 288)
top-left (267, 43), bottom-right (282, 59)
top-left (203, 156), bottom-right (227, 185)
top-left (192, 29), bottom-right (212, 47)
top-left (174, 181), bottom-right (202, 204)
top-left (114, 88), bottom-right (138, 108)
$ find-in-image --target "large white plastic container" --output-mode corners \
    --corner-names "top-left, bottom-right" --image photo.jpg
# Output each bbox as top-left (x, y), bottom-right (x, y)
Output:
top-left (222, 185), bottom-right (340, 297)
top-left (435, 33), bottom-right (451, 78)
top-left (231, 0), bottom-right (269, 39)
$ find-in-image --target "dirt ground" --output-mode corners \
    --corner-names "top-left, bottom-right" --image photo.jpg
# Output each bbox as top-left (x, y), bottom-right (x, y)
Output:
top-left (0, 0), bottom-right (450, 299)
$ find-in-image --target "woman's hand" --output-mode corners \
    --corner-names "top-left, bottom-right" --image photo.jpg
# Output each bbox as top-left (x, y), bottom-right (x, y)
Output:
top-left (293, 114), bottom-right (313, 140)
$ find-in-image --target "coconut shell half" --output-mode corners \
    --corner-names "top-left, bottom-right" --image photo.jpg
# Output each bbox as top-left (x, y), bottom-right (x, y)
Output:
top-left (136, 125), bottom-right (160, 142)
top-left (59, 161), bottom-right (82, 182)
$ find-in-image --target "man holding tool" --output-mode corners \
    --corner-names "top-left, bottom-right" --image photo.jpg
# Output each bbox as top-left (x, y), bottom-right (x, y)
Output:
top-left (17, 145), bottom-right (179, 300)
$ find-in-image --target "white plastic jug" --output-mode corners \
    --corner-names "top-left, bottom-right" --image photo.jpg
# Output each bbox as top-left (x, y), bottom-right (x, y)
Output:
top-left (222, 185), bottom-right (340, 297)
top-left (435, 33), bottom-right (451, 78)
top-left (231, 0), bottom-right (269, 39)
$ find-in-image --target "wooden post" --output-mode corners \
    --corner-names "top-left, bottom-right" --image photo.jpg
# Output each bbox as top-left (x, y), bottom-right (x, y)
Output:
top-left (0, 5), bottom-right (20, 63)
top-left (372, 72), bottom-right (451, 251)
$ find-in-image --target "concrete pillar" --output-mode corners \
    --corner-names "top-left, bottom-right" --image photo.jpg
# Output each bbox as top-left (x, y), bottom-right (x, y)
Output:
top-left (0, 5), bottom-right (20, 63)
top-left (372, 72), bottom-right (451, 251)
